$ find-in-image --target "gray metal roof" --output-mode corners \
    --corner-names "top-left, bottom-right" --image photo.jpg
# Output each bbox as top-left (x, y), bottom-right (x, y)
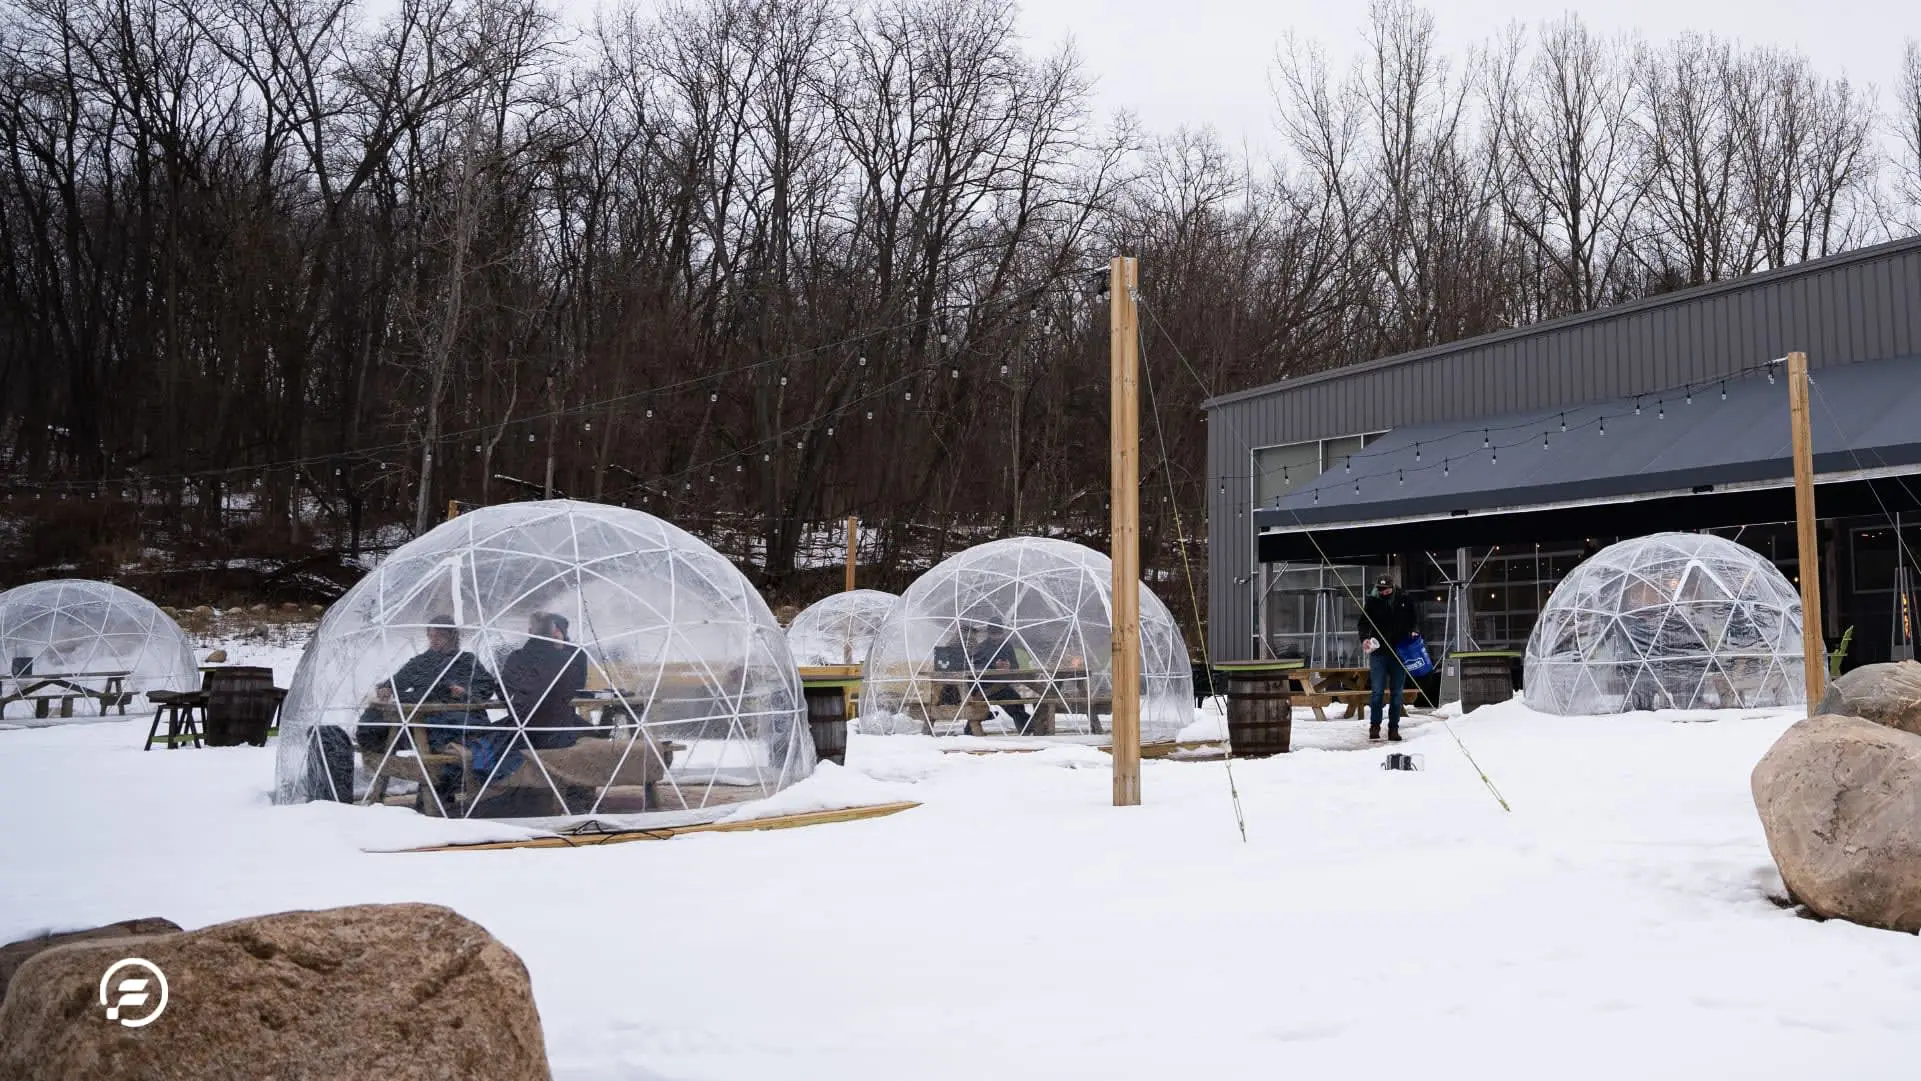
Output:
top-left (1207, 234), bottom-right (1921, 411)
top-left (1253, 352), bottom-right (1921, 533)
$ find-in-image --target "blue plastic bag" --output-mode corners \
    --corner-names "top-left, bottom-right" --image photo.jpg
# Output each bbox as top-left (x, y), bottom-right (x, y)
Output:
top-left (1394, 633), bottom-right (1435, 677)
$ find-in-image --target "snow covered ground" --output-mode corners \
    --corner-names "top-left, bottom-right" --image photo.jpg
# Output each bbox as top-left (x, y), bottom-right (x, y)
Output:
top-left (4, 689), bottom-right (1919, 1080)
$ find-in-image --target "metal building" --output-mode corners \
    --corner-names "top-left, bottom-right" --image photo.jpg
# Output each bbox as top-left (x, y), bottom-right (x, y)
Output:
top-left (1203, 234), bottom-right (1921, 672)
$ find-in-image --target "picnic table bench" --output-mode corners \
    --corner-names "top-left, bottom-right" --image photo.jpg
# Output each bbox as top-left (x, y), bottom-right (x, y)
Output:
top-left (1282, 666), bottom-right (1421, 722)
top-left (359, 693), bottom-right (686, 816)
top-left (1, 671), bottom-right (133, 720)
top-left (898, 670), bottom-right (1108, 737)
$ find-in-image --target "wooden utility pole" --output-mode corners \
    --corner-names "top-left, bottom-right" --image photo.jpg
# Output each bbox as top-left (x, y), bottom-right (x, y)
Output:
top-left (844, 516), bottom-right (858, 592)
top-left (1110, 256), bottom-right (1142, 806)
top-left (1787, 351), bottom-right (1827, 712)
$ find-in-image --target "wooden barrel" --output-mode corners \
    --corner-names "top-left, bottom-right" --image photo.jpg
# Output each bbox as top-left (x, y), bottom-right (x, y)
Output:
top-left (1459, 654), bottom-right (1516, 712)
top-left (801, 683), bottom-right (848, 766)
top-left (1224, 675), bottom-right (1292, 757)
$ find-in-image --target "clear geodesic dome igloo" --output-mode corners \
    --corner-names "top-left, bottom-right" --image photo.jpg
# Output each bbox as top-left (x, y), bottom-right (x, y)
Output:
top-left (0, 579), bottom-right (197, 722)
top-left (786, 589), bottom-right (899, 667)
top-left (860, 537), bottom-right (1193, 742)
top-left (274, 500), bottom-right (812, 824)
top-left (1524, 532), bottom-right (1806, 715)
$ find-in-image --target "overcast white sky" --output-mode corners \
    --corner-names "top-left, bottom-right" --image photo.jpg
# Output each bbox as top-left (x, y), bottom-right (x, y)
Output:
top-left (1011, 0), bottom-right (1912, 150)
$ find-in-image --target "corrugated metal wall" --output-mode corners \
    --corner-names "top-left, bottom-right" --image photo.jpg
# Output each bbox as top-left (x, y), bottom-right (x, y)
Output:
top-left (1203, 235), bottom-right (1921, 661)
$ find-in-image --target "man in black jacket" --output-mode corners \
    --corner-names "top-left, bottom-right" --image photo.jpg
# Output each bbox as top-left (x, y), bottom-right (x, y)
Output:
top-left (1357, 575), bottom-right (1420, 742)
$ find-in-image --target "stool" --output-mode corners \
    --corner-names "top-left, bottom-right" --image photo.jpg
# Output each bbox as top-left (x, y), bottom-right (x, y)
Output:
top-left (146, 690), bottom-right (208, 750)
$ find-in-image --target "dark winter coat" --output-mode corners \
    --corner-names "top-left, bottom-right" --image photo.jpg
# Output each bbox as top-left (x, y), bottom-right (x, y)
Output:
top-left (499, 640), bottom-right (589, 750)
top-left (1358, 591), bottom-right (1420, 647)
top-left (389, 647), bottom-right (498, 705)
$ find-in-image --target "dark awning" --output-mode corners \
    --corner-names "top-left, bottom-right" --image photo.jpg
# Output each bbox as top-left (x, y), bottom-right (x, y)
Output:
top-left (1252, 353), bottom-right (1921, 561)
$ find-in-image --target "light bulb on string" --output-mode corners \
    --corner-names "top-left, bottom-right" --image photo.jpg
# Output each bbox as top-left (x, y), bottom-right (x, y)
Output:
top-left (1543, 432), bottom-right (1550, 450)
top-left (1635, 398), bottom-right (1642, 415)
top-left (779, 376), bottom-right (788, 387)
top-left (1767, 366), bottom-right (1776, 385)
top-left (1354, 480), bottom-right (1360, 495)
top-left (710, 393), bottom-right (719, 402)
top-left (1414, 444), bottom-right (1422, 462)
top-left (1657, 400), bottom-right (1665, 420)
top-left (646, 408), bottom-right (654, 418)
top-left (1491, 448), bottom-right (1498, 464)
top-left (865, 410), bottom-right (873, 420)
top-left (584, 421), bottom-right (592, 432)
top-left (1482, 430), bottom-right (1490, 449)
top-left (1720, 382), bottom-right (1727, 400)
top-left (1397, 470), bottom-right (1404, 486)
top-left (1313, 489), bottom-right (1320, 504)
top-left (858, 355), bottom-right (867, 367)
top-left (1684, 389), bottom-right (1692, 406)
top-left (1443, 459), bottom-right (1450, 477)
top-left (1344, 456), bottom-right (1352, 474)
top-left (1000, 365), bottom-right (1009, 376)
top-left (905, 391), bottom-right (914, 401)
top-left (1559, 413), bottom-right (1567, 433)
top-left (826, 426), bottom-right (834, 436)
top-left (1599, 417), bottom-right (1606, 436)
top-left (527, 432), bottom-right (535, 443)
top-left (950, 368), bottom-right (959, 379)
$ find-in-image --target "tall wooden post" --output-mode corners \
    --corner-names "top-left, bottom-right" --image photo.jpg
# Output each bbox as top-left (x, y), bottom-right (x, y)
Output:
top-left (1110, 256), bottom-right (1142, 806)
top-left (844, 516), bottom-right (858, 593)
top-left (1787, 351), bottom-right (1826, 712)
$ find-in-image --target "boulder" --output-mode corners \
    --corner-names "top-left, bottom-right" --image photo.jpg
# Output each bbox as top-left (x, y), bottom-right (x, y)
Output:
top-left (1816, 660), bottom-right (1921, 737)
top-left (0, 903), bottom-right (553, 1081)
top-left (1751, 714), bottom-right (1921, 933)
top-left (204, 649), bottom-right (228, 664)
top-left (0, 918), bottom-right (180, 1000)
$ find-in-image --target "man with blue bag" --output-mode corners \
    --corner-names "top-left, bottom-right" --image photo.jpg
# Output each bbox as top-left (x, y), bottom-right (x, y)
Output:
top-left (1357, 575), bottom-right (1425, 743)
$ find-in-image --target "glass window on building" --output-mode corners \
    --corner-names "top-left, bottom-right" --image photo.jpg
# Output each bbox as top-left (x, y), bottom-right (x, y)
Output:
top-left (1252, 441), bottom-right (1322, 508)
top-left (1261, 563), bottom-right (1374, 667)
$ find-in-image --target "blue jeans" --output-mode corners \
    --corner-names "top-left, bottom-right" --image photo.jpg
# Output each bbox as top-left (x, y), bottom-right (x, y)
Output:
top-left (1368, 646), bottom-right (1407, 727)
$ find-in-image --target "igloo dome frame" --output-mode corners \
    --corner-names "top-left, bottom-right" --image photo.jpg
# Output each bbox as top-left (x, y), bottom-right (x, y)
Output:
top-left (858, 537), bottom-right (1193, 742)
top-left (275, 500), bottom-right (812, 823)
top-left (786, 589), bottom-right (899, 667)
top-left (0, 579), bottom-right (197, 722)
top-left (1523, 531), bottom-right (1806, 715)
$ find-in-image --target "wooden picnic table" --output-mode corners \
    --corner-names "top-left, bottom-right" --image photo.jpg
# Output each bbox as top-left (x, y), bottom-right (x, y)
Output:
top-left (358, 695), bottom-right (689, 815)
top-left (901, 668), bottom-right (1105, 736)
top-left (1276, 666), bottom-right (1422, 721)
top-left (1, 671), bottom-right (132, 719)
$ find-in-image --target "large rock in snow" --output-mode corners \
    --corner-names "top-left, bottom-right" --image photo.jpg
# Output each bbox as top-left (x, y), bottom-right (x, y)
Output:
top-left (0, 903), bottom-right (553, 1081)
top-left (1815, 660), bottom-right (1921, 737)
top-left (1751, 714), bottom-right (1921, 933)
top-left (0, 917), bottom-right (180, 1000)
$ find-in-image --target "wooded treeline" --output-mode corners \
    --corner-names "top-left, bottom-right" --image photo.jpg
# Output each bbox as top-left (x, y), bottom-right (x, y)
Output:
top-left (0, 0), bottom-right (1918, 605)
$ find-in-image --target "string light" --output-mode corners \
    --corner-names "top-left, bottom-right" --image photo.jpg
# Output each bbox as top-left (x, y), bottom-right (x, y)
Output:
top-left (1482, 430), bottom-right (1490, 449)
top-left (1344, 456), bottom-right (1352, 474)
top-left (1657, 400), bottom-right (1665, 420)
top-left (1543, 432), bottom-right (1550, 450)
top-left (1443, 459), bottom-right (1450, 477)
top-left (1767, 366), bottom-right (1776, 385)
top-left (1599, 417), bottom-right (1607, 436)
top-left (1720, 382), bottom-right (1727, 400)
top-left (1684, 389), bottom-right (1692, 406)
top-left (1397, 470), bottom-right (1404, 486)
top-left (1559, 413), bottom-right (1567, 433)
top-left (646, 408), bottom-right (654, 418)
top-left (1491, 447), bottom-right (1498, 464)
top-left (1414, 444), bottom-right (1421, 462)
